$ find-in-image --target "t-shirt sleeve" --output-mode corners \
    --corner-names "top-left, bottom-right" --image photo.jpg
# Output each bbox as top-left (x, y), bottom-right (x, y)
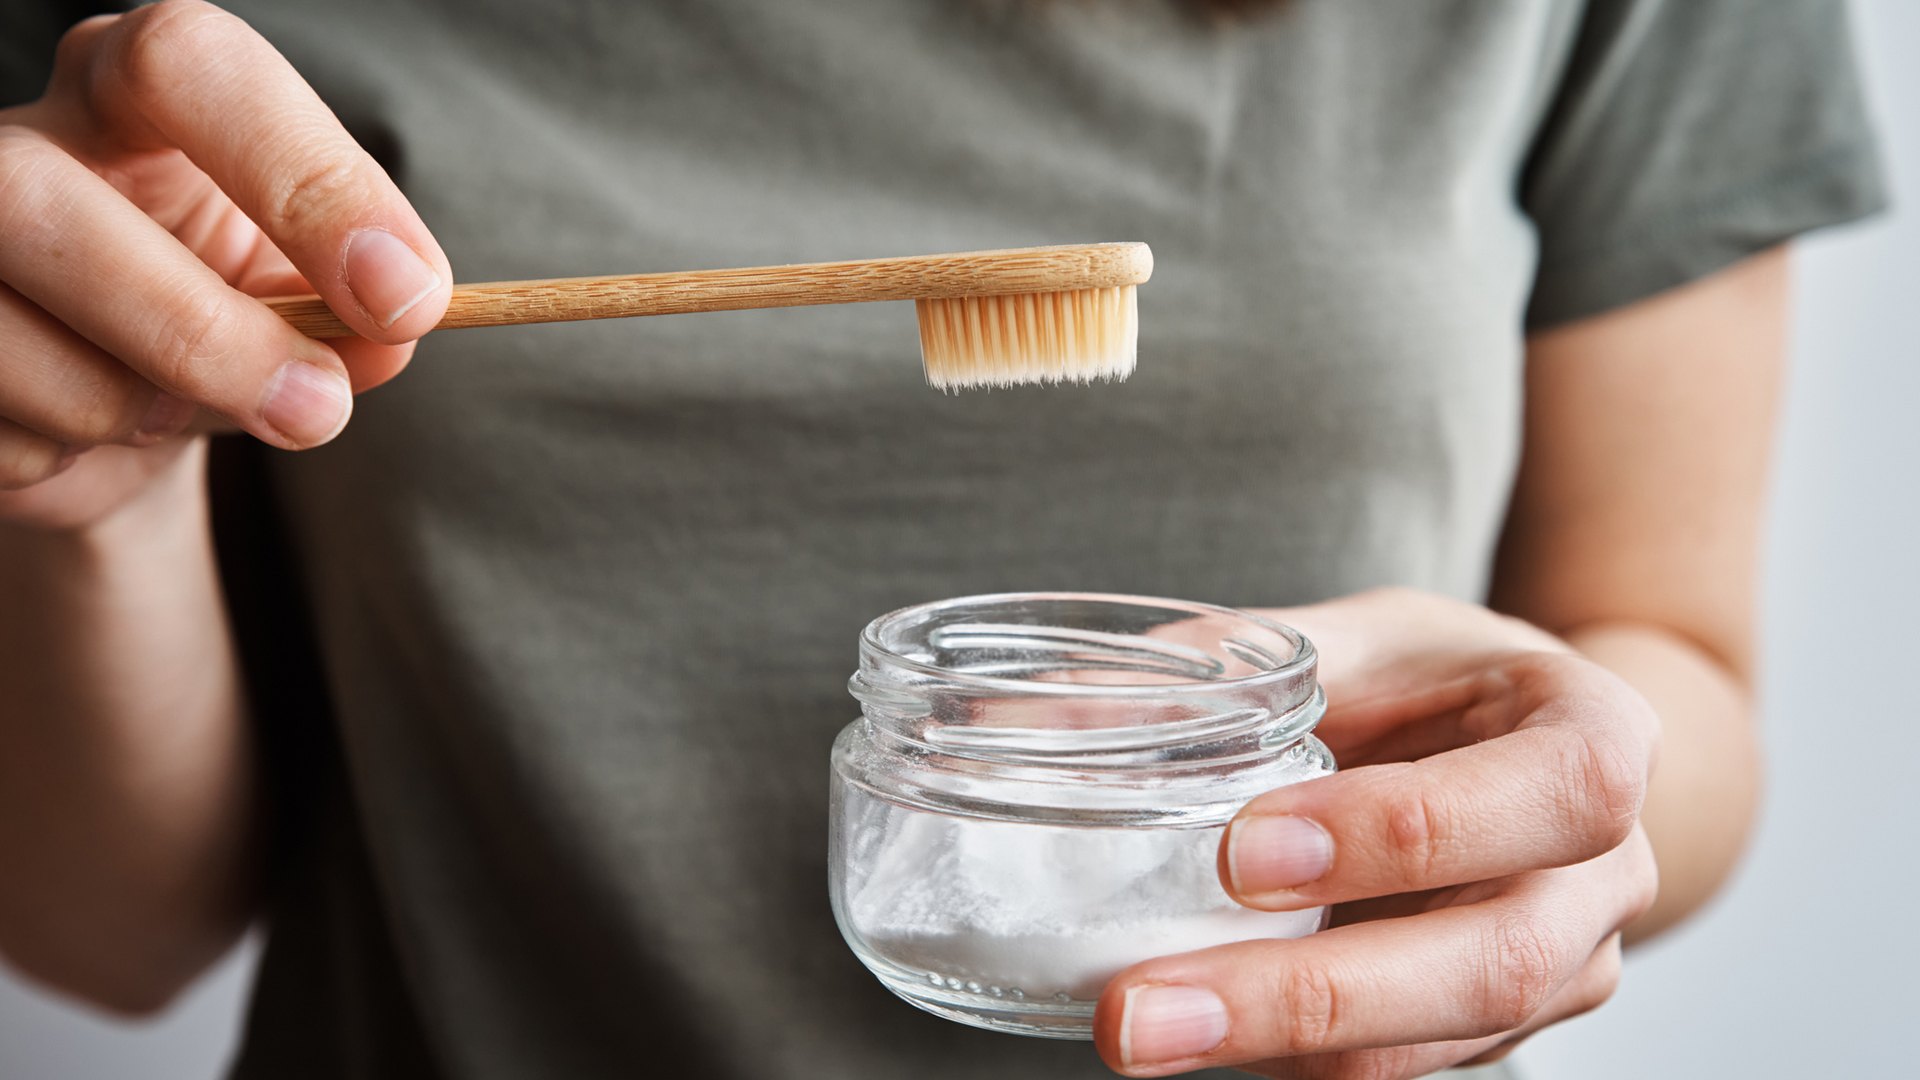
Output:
top-left (1521, 0), bottom-right (1888, 329)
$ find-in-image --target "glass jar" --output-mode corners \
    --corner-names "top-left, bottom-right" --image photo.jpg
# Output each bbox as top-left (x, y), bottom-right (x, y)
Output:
top-left (829, 592), bottom-right (1335, 1039)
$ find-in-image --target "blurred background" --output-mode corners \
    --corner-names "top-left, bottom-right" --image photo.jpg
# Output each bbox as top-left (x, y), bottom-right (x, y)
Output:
top-left (3, 1), bottom-right (1916, 1077)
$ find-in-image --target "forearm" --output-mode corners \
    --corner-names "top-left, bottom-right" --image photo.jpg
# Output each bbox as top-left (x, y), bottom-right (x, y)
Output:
top-left (1562, 620), bottom-right (1759, 944)
top-left (1491, 250), bottom-right (1787, 947)
top-left (0, 438), bottom-right (254, 1013)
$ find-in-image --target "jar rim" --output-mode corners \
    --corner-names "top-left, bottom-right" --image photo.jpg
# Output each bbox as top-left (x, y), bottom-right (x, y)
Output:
top-left (858, 591), bottom-right (1317, 699)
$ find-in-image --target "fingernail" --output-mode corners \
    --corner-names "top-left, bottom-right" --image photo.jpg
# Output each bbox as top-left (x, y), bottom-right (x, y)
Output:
top-left (1228, 815), bottom-right (1334, 896)
top-left (344, 228), bottom-right (441, 328)
top-left (132, 392), bottom-right (195, 445)
top-left (1119, 985), bottom-right (1228, 1070)
top-left (261, 359), bottom-right (352, 447)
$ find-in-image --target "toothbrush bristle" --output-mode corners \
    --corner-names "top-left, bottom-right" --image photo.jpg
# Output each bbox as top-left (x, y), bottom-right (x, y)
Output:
top-left (915, 286), bottom-right (1137, 390)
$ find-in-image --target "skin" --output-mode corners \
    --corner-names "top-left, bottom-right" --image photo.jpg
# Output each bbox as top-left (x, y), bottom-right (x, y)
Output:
top-left (1093, 251), bottom-right (1784, 1077)
top-left (0, 5), bottom-right (1776, 1076)
top-left (0, 1), bottom-right (448, 1011)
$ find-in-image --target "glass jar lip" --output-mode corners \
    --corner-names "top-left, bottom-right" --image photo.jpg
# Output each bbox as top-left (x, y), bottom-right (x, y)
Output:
top-left (859, 591), bottom-right (1317, 698)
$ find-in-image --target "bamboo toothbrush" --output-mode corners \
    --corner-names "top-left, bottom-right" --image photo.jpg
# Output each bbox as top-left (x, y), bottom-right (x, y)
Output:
top-left (264, 242), bottom-right (1153, 390)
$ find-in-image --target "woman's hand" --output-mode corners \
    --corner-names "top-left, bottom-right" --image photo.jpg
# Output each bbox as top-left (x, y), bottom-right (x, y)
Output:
top-left (1089, 234), bottom-right (1784, 1080)
top-left (1093, 588), bottom-right (1661, 1079)
top-left (0, 0), bottom-right (450, 531)
top-left (0, 1), bottom-right (450, 1011)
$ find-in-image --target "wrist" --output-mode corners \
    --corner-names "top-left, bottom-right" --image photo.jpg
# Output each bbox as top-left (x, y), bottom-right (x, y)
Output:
top-left (0, 437), bottom-right (211, 587)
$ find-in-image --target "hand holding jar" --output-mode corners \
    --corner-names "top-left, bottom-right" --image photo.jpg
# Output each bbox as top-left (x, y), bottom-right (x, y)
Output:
top-left (1094, 588), bottom-right (1662, 1078)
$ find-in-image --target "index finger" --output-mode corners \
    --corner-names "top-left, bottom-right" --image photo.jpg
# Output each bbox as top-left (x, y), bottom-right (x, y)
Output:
top-left (56, 0), bottom-right (450, 342)
top-left (1095, 829), bottom-right (1656, 1077)
top-left (1219, 652), bottom-right (1659, 911)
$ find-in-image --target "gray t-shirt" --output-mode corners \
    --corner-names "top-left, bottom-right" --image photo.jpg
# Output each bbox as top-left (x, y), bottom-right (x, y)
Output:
top-left (1, 1), bottom-right (1885, 1077)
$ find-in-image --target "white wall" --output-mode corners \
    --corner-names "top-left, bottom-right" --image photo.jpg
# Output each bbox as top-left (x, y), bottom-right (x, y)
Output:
top-left (2, 2), bottom-right (1915, 1076)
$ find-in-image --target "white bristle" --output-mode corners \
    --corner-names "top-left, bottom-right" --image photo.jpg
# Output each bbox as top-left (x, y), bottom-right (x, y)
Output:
top-left (915, 285), bottom-right (1138, 390)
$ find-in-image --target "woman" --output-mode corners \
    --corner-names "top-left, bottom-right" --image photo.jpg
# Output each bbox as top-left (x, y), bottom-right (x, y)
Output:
top-left (0, 1), bottom-right (1884, 1077)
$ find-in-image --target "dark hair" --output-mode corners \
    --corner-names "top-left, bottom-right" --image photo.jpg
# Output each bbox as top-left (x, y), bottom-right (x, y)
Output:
top-left (1193, 0), bottom-right (1283, 14)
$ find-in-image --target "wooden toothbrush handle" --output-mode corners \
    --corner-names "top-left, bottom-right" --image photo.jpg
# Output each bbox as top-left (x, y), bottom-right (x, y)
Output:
top-left (264, 241), bottom-right (1153, 339)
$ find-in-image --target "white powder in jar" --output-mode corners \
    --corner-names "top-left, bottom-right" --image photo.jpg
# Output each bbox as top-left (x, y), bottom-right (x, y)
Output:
top-left (845, 797), bottom-right (1323, 1001)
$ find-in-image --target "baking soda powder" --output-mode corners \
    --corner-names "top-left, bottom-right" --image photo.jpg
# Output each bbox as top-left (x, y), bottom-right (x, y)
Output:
top-left (843, 794), bottom-right (1323, 1002)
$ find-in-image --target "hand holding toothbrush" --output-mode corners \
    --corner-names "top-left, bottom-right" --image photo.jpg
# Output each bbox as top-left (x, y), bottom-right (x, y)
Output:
top-left (0, 0), bottom-right (449, 531)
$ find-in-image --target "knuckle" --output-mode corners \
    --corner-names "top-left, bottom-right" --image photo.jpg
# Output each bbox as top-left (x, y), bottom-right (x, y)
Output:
top-left (1621, 832), bottom-right (1660, 922)
top-left (0, 433), bottom-right (64, 491)
top-left (57, 381), bottom-right (142, 444)
top-left (18, 355), bottom-right (150, 447)
top-left (54, 12), bottom-right (115, 60)
top-left (106, 2), bottom-right (243, 104)
top-left (1573, 942), bottom-right (1624, 1016)
top-left (1478, 917), bottom-right (1565, 1034)
top-left (1633, 864), bottom-right (1659, 918)
top-left (1567, 732), bottom-right (1645, 852)
top-left (262, 154), bottom-right (375, 239)
top-left (139, 281), bottom-right (243, 396)
top-left (46, 15), bottom-right (116, 98)
top-left (1383, 785), bottom-right (1451, 884)
top-left (1268, 961), bottom-right (1343, 1053)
